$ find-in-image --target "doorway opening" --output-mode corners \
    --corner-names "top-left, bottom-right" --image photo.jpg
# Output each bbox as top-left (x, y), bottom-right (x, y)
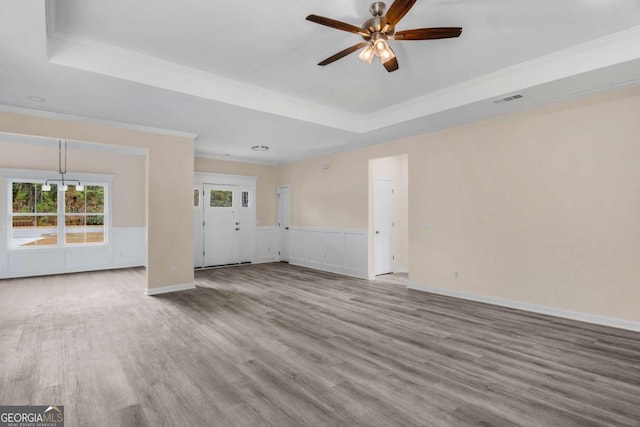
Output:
top-left (369, 154), bottom-right (409, 285)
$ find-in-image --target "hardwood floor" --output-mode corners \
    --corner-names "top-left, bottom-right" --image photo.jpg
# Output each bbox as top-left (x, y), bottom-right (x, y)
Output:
top-left (1, 263), bottom-right (639, 426)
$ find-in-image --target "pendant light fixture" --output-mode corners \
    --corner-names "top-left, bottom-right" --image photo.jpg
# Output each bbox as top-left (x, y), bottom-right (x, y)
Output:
top-left (42, 140), bottom-right (83, 192)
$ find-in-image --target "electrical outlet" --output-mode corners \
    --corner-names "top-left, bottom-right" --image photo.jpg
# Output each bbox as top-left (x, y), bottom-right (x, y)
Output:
top-left (170, 266), bottom-right (177, 274)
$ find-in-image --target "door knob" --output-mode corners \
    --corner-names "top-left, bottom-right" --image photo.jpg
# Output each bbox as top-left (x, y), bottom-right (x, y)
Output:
top-left (235, 227), bottom-right (240, 231)
top-left (285, 227), bottom-right (289, 230)
top-left (235, 222), bottom-right (240, 225)
top-left (375, 230), bottom-right (380, 234)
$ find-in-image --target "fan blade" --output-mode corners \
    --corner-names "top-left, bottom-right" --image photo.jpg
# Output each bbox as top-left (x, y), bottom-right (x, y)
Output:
top-left (394, 27), bottom-right (463, 41)
top-left (318, 43), bottom-right (368, 66)
top-left (382, 46), bottom-right (399, 72)
top-left (382, 0), bottom-right (417, 29)
top-left (306, 15), bottom-right (369, 36)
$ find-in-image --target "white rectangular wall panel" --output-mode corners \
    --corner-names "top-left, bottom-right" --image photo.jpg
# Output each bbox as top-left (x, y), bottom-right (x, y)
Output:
top-left (289, 229), bottom-right (306, 264)
top-left (344, 231), bottom-right (368, 277)
top-left (65, 246), bottom-right (114, 268)
top-left (255, 226), bottom-right (279, 263)
top-left (305, 230), bottom-right (324, 267)
top-left (8, 249), bottom-right (66, 276)
top-left (0, 249), bottom-right (6, 275)
top-left (288, 227), bottom-right (368, 279)
top-left (323, 231), bottom-right (344, 270)
top-left (0, 226), bottom-right (146, 279)
top-left (111, 227), bottom-right (146, 267)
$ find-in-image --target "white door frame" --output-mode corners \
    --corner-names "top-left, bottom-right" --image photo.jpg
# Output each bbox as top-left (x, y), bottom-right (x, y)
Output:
top-left (277, 184), bottom-right (291, 262)
top-left (194, 172), bottom-right (257, 269)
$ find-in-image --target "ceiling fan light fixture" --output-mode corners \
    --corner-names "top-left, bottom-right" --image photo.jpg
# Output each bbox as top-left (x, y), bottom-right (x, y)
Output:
top-left (307, 1), bottom-right (463, 73)
top-left (380, 45), bottom-right (396, 63)
top-left (358, 44), bottom-right (375, 64)
top-left (373, 37), bottom-right (388, 57)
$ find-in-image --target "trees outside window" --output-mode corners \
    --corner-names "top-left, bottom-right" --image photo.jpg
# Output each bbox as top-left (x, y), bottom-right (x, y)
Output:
top-left (9, 181), bottom-right (107, 248)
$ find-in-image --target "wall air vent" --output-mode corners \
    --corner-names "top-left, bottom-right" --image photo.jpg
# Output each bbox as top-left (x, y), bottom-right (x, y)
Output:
top-left (493, 94), bottom-right (523, 104)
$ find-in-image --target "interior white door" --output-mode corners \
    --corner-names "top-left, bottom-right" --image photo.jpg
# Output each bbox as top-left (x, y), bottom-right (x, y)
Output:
top-left (277, 185), bottom-right (291, 262)
top-left (202, 184), bottom-right (256, 267)
top-left (373, 178), bottom-right (395, 275)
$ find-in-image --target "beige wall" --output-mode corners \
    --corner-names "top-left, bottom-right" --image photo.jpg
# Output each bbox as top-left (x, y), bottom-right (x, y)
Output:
top-left (2, 86), bottom-right (638, 322)
top-left (277, 87), bottom-right (640, 323)
top-left (194, 157), bottom-right (279, 226)
top-left (279, 153), bottom-right (372, 228)
top-left (371, 154), bottom-right (409, 272)
top-left (0, 112), bottom-right (194, 290)
top-left (0, 141), bottom-right (145, 227)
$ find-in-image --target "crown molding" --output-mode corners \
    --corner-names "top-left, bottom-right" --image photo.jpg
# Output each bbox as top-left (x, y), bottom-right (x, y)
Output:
top-left (47, 31), bottom-right (364, 133)
top-left (194, 151), bottom-right (282, 166)
top-left (363, 24), bottom-right (640, 131)
top-left (0, 104), bottom-right (198, 140)
top-left (45, 24), bottom-right (640, 136)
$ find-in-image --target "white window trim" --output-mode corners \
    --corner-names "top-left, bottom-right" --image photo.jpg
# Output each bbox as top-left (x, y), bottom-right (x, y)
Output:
top-left (1, 168), bottom-right (113, 251)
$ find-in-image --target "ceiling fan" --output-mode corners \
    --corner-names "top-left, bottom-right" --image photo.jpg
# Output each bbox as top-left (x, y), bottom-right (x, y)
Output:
top-left (306, 0), bottom-right (462, 72)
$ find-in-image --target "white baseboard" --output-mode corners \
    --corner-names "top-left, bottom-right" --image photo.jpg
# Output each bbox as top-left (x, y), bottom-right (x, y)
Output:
top-left (407, 283), bottom-right (640, 333)
top-left (144, 282), bottom-right (196, 296)
top-left (254, 256), bottom-right (279, 264)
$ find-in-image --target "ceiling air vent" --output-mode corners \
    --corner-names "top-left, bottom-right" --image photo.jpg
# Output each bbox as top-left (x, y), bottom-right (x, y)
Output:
top-left (493, 94), bottom-right (523, 104)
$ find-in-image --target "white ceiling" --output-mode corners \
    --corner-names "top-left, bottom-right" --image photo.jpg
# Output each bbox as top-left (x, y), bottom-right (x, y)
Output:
top-left (1, 0), bottom-right (640, 163)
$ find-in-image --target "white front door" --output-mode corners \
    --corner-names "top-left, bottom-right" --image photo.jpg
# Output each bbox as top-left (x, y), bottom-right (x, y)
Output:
top-left (277, 185), bottom-right (290, 262)
top-left (373, 178), bottom-right (395, 275)
top-left (203, 184), bottom-right (255, 267)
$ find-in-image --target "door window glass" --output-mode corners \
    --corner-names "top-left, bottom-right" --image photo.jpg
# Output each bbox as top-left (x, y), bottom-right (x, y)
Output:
top-left (210, 190), bottom-right (232, 207)
top-left (194, 189), bottom-right (200, 207)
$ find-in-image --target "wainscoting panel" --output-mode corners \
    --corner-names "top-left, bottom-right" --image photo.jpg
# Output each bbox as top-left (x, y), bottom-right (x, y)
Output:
top-left (289, 229), bottom-right (306, 265)
top-left (111, 227), bottom-right (146, 268)
top-left (255, 226), bottom-right (279, 264)
top-left (65, 246), bottom-right (114, 268)
top-left (8, 249), bottom-right (66, 277)
top-left (323, 231), bottom-right (344, 270)
top-left (0, 226), bottom-right (146, 279)
top-left (0, 248), bottom-right (6, 275)
top-left (344, 231), bottom-right (368, 277)
top-left (288, 227), bottom-right (368, 279)
top-left (305, 230), bottom-right (324, 268)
